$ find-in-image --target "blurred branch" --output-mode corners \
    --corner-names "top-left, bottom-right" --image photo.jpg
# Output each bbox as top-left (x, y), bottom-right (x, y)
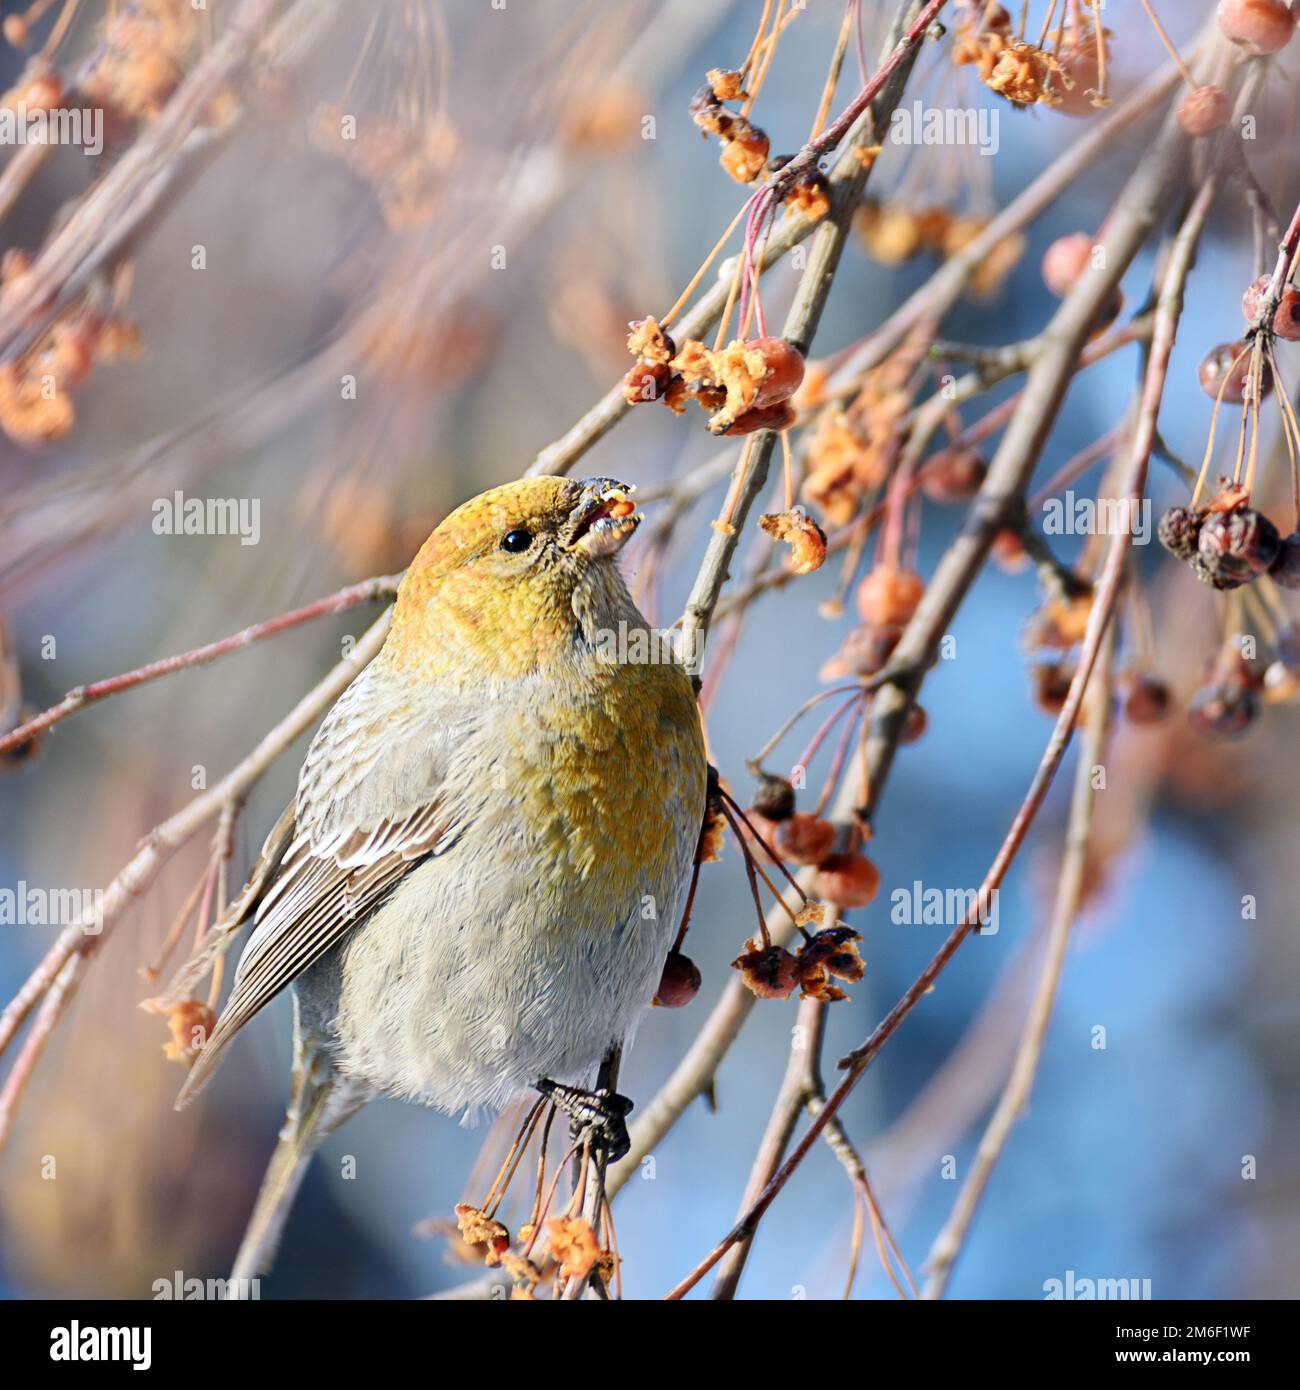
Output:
top-left (0, 574), bottom-right (398, 758)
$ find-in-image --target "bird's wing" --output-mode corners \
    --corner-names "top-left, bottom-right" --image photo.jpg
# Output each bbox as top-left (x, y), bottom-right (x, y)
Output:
top-left (176, 670), bottom-right (478, 1107)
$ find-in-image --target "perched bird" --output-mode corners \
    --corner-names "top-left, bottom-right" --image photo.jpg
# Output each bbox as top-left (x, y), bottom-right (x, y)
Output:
top-left (174, 475), bottom-right (707, 1282)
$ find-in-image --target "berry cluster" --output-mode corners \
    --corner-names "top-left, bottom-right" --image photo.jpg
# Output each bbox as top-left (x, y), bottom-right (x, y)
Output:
top-left (1159, 490), bottom-right (1298, 592)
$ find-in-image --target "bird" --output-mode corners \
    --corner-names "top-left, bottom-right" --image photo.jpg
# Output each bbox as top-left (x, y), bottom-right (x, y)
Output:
top-left (172, 475), bottom-right (708, 1284)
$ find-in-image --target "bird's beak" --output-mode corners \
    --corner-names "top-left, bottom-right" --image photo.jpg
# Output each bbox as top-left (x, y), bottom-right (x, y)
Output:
top-left (564, 477), bottom-right (641, 558)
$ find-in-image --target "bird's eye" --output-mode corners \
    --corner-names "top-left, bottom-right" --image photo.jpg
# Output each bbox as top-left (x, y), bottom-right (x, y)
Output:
top-left (500, 528), bottom-right (534, 553)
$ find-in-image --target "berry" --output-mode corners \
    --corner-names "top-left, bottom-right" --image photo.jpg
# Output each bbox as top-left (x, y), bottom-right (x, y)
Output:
top-left (922, 447), bottom-right (986, 502)
top-left (992, 529), bottom-right (1030, 573)
top-left (732, 942), bottom-right (800, 999)
top-left (719, 123), bottom-right (769, 183)
top-left (819, 623), bottom-right (903, 682)
top-left (1032, 661), bottom-right (1074, 716)
top-left (1197, 340), bottom-right (1272, 403)
top-left (654, 951), bottom-right (702, 1008)
top-left (856, 565), bottom-right (924, 626)
top-left (1124, 675), bottom-right (1171, 725)
top-left (1188, 674), bottom-right (1259, 739)
top-left (1242, 274), bottom-right (1300, 340)
top-left (1270, 532), bottom-right (1300, 588)
top-left (622, 360), bottom-right (671, 404)
top-left (899, 703), bottom-right (928, 744)
top-left (1053, 37), bottom-right (1103, 117)
top-left (1196, 507), bottom-right (1280, 587)
top-left (751, 337), bottom-right (806, 408)
top-left (1157, 504), bottom-right (1206, 561)
top-left (1041, 232), bottom-right (1093, 295)
top-left (773, 812), bottom-right (837, 866)
top-left (752, 773), bottom-right (796, 822)
top-left (1216, 0), bottom-right (1294, 55)
top-left (1177, 85), bottom-right (1233, 137)
top-left (810, 852), bottom-right (881, 908)
top-left (723, 400), bottom-right (796, 435)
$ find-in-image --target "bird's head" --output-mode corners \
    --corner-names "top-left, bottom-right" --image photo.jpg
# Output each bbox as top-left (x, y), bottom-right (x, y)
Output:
top-left (384, 476), bottom-right (645, 680)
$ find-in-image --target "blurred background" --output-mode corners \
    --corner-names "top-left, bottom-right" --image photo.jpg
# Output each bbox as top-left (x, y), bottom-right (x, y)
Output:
top-left (0, 0), bottom-right (1297, 1300)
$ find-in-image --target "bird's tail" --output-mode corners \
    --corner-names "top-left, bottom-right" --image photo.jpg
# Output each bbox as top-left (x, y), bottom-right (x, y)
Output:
top-left (229, 1003), bottom-right (371, 1290)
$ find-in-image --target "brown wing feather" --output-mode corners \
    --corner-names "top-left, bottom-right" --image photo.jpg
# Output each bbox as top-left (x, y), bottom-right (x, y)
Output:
top-left (174, 668), bottom-right (480, 1109)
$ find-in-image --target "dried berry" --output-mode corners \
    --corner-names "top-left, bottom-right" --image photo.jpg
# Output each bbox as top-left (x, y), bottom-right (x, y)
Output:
top-left (1157, 504), bottom-right (1206, 561)
top-left (720, 122), bottom-right (770, 183)
top-left (1032, 661), bottom-right (1074, 716)
top-left (622, 359), bottom-right (671, 404)
top-left (653, 951), bottom-right (702, 1008)
top-left (724, 400), bottom-right (797, 435)
top-left (752, 773), bottom-right (796, 822)
top-left (760, 508), bottom-right (826, 573)
top-left (1196, 507), bottom-right (1280, 587)
top-left (1188, 675), bottom-right (1259, 739)
top-left (1216, 0), bottom-right (1294, 55)
top-left (811, 853), bottom-right (880, 909)
top-left (1051, 35), bottom-right (1104, 116)
top-left (899, 703), bottom-right (929, 744)
top-left (797, 924), bottom-right (866, 1000)
top-left (1197, 340), bottom-right (1271, 403)
top-left (921, 447), bottom-right (986, 503)
top-left (1124, 675), bottom-right (1171, 725)
top-left (856, 565), bottom-right (924, 627)
top-left (773, 812), bottom-right (837, 866)
top-left (819, 623), bottom-right (903, 682)
top-left (731, 940), bottom-right (801, 999)
top-left (1178, 85), bottom-right (1233, 137)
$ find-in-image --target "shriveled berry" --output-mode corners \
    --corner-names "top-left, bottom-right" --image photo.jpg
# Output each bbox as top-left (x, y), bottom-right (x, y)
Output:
top-left (819, 623), bottom-right (903, 681)
top-left (1041, 232), bottom-right (1093, 295)
top-left (922, 447), bottom-right (986, 502)
top-left (1196, 507), bottom-right (1280, 587)
top-left (1197, 340), bottom-right (1271, 403)
top-left (1032, 661), bottom-right (1074, 715)
top-left (731, 941), bottom-right (800, 999)
top-left (1157, 504), bottom-right (1206, 561)
top-left (856, 565), bottom-right (924, 626)
top-left (1124, 675), bottom-right (1171, 725)
top-left (720, 124), bottom-right (769, 183)
top-left (752, 772), bottom-right (796, 822)
top-left (810, 852), bottom-right (880, 908)
top-left (773, 812), bottom-right (837, 866)
top-left (622, 360), bottom-right (671, 404)
top-left (1269, 532), bottom-right (1300, 588)
top-left (1178, 85), bottom-right (1233, 137)
top-left (1216, 0), bottom-right (1294, 55)
top-left (751, 337), bottom-right (806, 408)
top-left (1188, 677), bottom-right (1259, 739)
top-left (722, 400), bottom-right (796, 435)
top-left (654, 951), bottom-right (702, 1008)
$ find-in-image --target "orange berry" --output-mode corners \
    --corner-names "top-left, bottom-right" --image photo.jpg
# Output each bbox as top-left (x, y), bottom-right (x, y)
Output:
top-left (750, 337), bottom-right (806, 408)
top-left (922, 447), bottom-right (986, 503)
top-left (811, 853), bottom-right (880, 908)
top-left (856, 564), bottom-right (924, 627)
top-left (1217, 0), bottom-right (1293, 55)
top-left (1178, 85), bottom-right (1233, 137)
top-left (773, 812), bottom-right (837, 866)
top-left (719, 125), bottom-right (769, 183)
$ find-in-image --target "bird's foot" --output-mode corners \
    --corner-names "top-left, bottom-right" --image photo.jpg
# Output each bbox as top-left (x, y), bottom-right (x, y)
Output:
top-left (537, 1079), bottom-right (634, 1163)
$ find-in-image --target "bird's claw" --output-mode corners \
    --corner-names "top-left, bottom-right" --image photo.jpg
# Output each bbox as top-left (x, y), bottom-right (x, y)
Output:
top-left (537, 1079), bottom-right (634, 1163)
